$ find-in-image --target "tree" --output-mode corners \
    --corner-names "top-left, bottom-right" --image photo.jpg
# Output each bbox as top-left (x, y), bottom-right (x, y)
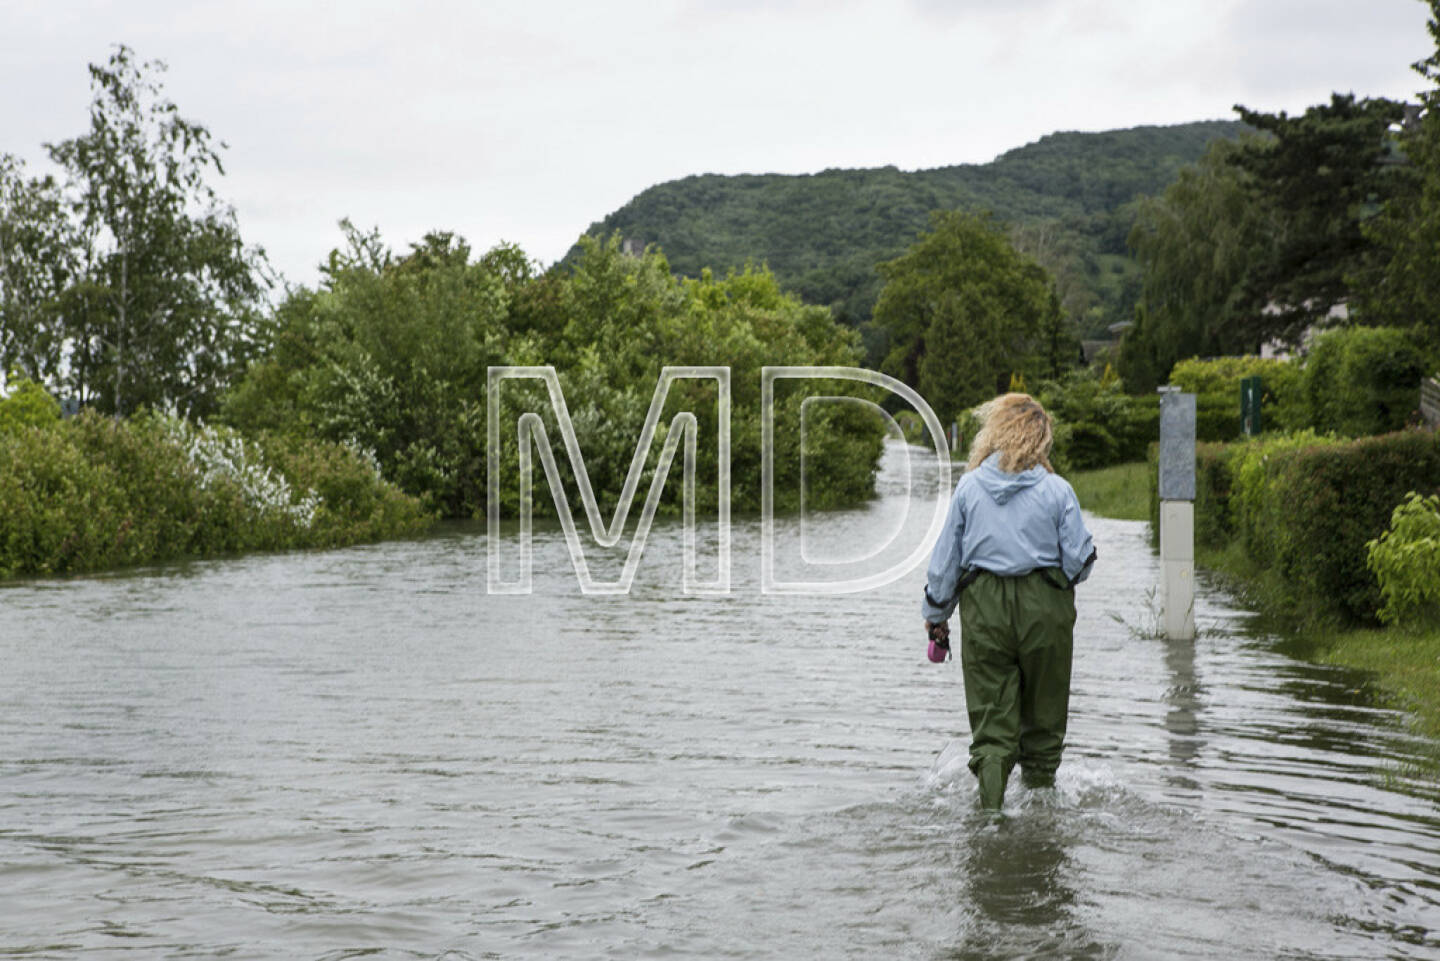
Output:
top-left (223, 222), bottom-right (508, 515)
top-left (1356, 0), bottom-right (1440, 336)
top-left (0, 155), bottom-right (76, 385)
top-left (1229, 93), bottom-right (1406, 341)
top-left (872, 211), bottom-right (1067, 422)
top-left (1121, 95), bottom-right (1406, 390)
top-left (1121, 138), bottom-right (1276, 389)
top-left (223, 229), bottom-right (883, 518)
top-left (1009, 218), bottom-right (1096, 328)
top-left (41, 45), bottom-right (268, 417)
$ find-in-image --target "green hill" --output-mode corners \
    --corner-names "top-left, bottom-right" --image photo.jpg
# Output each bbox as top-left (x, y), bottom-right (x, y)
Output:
top-left (574, 120), bottom-right (1246, 343)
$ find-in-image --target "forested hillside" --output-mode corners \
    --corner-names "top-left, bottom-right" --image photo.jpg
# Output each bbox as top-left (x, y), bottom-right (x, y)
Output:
top-left (575, 120), bottom-right (1245, 345)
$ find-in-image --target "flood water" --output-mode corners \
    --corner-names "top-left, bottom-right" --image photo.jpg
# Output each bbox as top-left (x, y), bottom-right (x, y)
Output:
top-left (2, 441), bottom-right (1438, 959)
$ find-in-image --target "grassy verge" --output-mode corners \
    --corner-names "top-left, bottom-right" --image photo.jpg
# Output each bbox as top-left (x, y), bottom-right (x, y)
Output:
top-left (1313, 625), bottom-right (1440, 742)
top-left (1196, 540), bottom-right (1440, 762)
top-left (1067, 461), bottom-right (1150, 521)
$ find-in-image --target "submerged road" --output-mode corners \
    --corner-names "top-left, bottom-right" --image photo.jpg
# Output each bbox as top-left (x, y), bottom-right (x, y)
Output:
top-left (1, 442), bottom-right (1436, 958)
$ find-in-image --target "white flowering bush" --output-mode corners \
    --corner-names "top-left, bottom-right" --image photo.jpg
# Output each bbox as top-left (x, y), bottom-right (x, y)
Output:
top-left (161, 415), bottom-right (322, 528)
top-left (0, 409), bottom-right (429, 579)
top-left (342, 435), bottom-right (384, 481)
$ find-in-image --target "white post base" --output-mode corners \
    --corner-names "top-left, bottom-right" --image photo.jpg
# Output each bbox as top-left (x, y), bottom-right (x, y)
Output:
top-left (1159, 499), bottom-right (1195, 641)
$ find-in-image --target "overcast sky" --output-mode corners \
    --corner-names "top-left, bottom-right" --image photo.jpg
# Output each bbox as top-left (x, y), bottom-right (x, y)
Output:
top-left (2, 0), bottom-right (1433, 289)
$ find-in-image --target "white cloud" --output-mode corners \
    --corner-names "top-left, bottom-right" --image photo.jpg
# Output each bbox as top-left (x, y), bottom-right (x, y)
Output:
top-left (0, 0), bottom-right (1432, 287)
top-left (1220, 0), bottom-right (1431, 107)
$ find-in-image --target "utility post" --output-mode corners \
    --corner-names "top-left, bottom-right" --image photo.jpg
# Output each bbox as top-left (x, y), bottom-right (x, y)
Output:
top-left (1158, 387), bottom-right (1196, 641)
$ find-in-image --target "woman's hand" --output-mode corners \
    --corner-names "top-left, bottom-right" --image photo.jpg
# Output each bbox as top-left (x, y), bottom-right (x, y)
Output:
top-left (924, 619), bottom-right (951, 662)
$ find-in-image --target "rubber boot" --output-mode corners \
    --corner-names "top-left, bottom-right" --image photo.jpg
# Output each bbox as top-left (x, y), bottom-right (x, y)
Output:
top-left (976, 759), bottom-right (1009, 811)
top-left (1020, 769), bottom-right (1055, 790)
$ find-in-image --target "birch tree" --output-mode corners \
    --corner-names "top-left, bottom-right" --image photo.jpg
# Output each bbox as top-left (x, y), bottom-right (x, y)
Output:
top-left (44, 45), bottom-right (267, 416)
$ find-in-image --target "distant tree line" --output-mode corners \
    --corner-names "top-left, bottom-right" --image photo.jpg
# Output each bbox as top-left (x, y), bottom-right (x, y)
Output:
top-left (12, 7), bottom-right (1440, 535)
top-left (223, 229), bottom-right (884, 518)
top-left (575, 121), bottom-right (1245, 357)
top-left (0, 47), bottom-right (884, 521)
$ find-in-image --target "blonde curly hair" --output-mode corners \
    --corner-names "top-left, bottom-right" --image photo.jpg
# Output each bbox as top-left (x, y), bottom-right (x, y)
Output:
top-left (965, 392), bottom-right (1054, 474)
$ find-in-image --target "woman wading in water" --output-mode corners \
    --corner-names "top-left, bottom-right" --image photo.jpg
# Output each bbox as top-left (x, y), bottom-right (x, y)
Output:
top-left (921, 393), bottom-right (1097, 811)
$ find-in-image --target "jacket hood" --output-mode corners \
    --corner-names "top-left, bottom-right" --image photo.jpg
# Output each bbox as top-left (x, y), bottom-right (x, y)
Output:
top-left (973, 452), bottom-right (1048, 504)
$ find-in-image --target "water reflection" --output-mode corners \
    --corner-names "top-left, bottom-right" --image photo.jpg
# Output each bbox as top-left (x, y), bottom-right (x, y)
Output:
top-left (1162, 633), bottom-right (1203, 799)
top-left (948, 812), bottom-right (1111, 961)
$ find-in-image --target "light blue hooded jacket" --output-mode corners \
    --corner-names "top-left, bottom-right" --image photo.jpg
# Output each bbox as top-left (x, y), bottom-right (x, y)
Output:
top-left (921, 452), bottom-right (1096, 624)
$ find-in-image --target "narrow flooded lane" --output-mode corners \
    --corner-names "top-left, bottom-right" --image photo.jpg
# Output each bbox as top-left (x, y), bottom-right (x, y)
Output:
top-left (1, 443), bottom-right (1436, 958)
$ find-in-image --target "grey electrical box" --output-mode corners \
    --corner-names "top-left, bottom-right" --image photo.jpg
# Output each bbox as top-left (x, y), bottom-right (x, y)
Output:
top-left (1159, 389), bottom-right (1196, 501)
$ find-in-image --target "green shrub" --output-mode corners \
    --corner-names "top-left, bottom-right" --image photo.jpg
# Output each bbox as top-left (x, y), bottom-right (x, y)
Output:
top-left (0, 410), bottom-right (431, 579)
top-left (1367, 491), bottom-right (1440, 626)
top-left (1059, 419), bottom-right (1117, 472)
top-left (1302, 326), bottom-right (1431, 437)
top-left (256, 432), bottom-right (432, 547)
top-left (1038, 367), bottom-right (1158, 472)
top-left (0, 423), bottom-right (120, 575)
top-left (0, 375), bottom-right (61, 433)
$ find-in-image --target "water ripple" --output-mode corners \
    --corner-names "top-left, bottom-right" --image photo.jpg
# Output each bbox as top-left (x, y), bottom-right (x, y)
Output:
top-left (0, 443), bottom-right (1436, 958)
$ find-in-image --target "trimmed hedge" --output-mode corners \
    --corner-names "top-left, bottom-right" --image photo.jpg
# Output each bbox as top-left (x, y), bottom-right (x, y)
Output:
top-left (1195, 441), bottom-right (1239, 548)
top-left (1161, 429), bottom-right (1440, 623)
top-left (1168, 356), bottom-right (1306, 441)
top-left (1303, 326), bottom-right (1432, 437)
top-left (1272, 432), bottom-right (1440, 620)
top-left (1149, 440), bottom-right (1245, 550)
top-left (1164, 327), bottom-right (1436, 444)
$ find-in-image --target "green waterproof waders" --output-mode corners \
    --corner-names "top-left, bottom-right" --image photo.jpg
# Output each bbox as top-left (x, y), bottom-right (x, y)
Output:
top-left (958, 568), bottom-right (1077, 810)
